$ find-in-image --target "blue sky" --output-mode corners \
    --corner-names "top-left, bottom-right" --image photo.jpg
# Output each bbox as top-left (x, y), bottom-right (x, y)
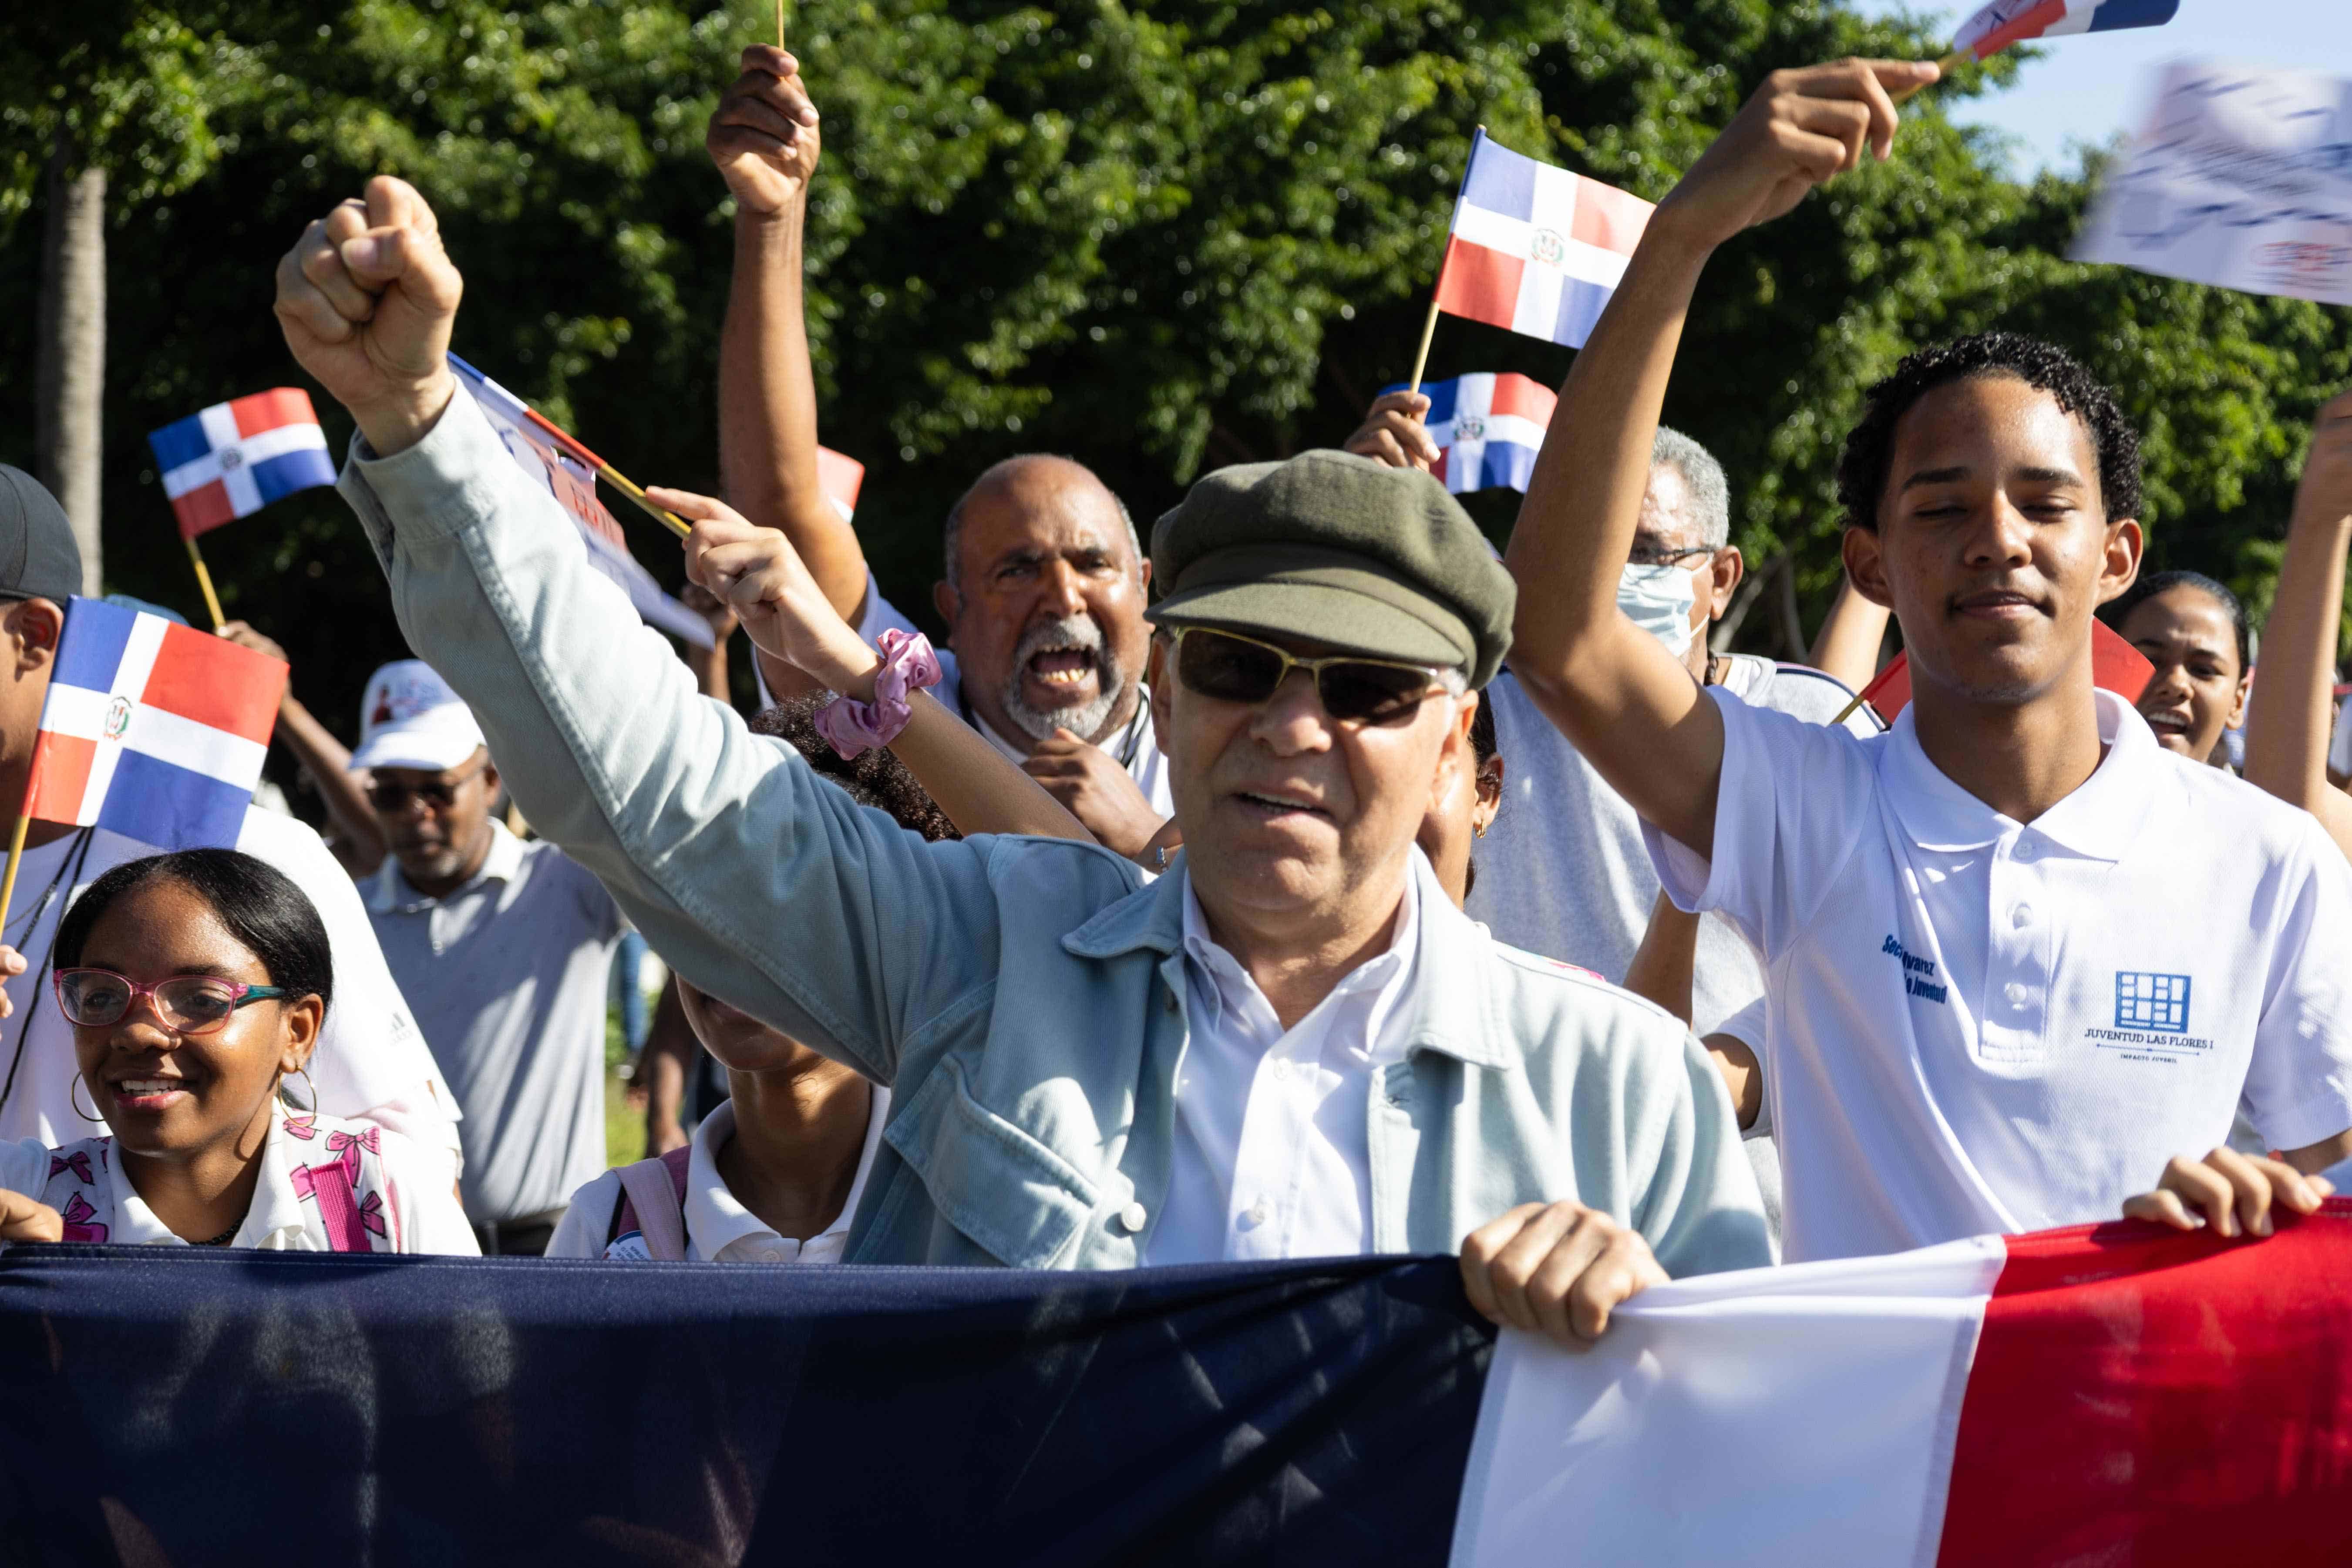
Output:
top-left (1845, 0), bottom-right (2352, 175)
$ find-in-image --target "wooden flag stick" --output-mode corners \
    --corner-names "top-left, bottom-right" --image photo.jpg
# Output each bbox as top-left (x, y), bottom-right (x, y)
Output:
top-left (1830, 689), bottom-right (1869, 728)
top-left (1889, 50), bottom-right (1970, 105)
top-left (0, 812), bottom-right (33, 942)
top-left (595, 463), bottom-right (693, 540)
top-left (184, 535), bottom-right (228, 632)
top-left (516, 407), bottom-right (692, 538)
top-left (1406, 295), bottom-right (1444, 398)
top-left (776, 0), bottom-right (786, 45)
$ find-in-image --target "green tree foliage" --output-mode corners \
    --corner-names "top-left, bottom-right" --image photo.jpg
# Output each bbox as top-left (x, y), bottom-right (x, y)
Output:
top-left (0, 0), bottom-right (2343, 801)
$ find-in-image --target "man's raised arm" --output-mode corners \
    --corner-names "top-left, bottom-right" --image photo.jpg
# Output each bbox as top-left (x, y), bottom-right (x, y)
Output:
top-left (1504, 58), bottom-right (1934, 858)
top-left (275, 175), bottom-right (1050, 1090)
top-left (710, 48), bottom-right (871, 695)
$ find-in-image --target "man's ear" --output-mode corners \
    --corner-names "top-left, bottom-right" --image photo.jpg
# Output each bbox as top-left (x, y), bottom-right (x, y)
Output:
top-left (2093, 518), bottom-right (2145, 608)
top-left (1706, 547), bottom-right (1744, 621)
top-left (930, 580), bottom-right (961, 641)
top-left (478, 757), bottom-right (501, 800)
top-left (1135, 555), bottom-right (1153, 596)
top-left (5, 598), bottom-right (63, 677)
top-left (1841, 528), bottom-right (1897, 612)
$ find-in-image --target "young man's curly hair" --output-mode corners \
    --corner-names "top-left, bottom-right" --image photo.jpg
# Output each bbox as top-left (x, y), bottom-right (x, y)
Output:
top-left (750, 695), bottom-right (962, 843)
top-left (1834, 332), bottom-right (2143, 533)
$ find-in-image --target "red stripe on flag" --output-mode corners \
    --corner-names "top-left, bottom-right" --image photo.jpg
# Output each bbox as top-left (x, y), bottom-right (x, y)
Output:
top-left (1939, 1209), bottom-right (2352, 1565)
top-left (141, 623), bottom-right (286, 744)
top-left (1486, 372), bottom-right (1559, 424)
top-left (227, 387), bottom-right (320, 439)
top-left (1971, 0), bottom-right (2071, 57)
top-left (1566, 178), bottom-right (1654, 256)
top-left (1433, 237), bottom-right (1526, 333)
top-left (25, 731), bottom-right (96, 826)
top-left (170, 481), bottom-right (238, 542)
top-left (1858, 619), bottom-right (2149, 723)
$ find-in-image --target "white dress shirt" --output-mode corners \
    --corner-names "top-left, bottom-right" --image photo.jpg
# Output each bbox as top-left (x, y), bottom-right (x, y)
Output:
top-left (1144, 852), bottom-right (1427, 1265)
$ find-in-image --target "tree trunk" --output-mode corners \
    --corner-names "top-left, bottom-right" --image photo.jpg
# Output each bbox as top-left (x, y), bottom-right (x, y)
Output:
top-left (35, 130), bottom-right (106, 598)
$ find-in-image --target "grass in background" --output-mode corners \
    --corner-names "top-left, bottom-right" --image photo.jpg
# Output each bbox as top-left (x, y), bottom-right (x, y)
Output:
top-left (605, 1006), bottom-right (646, 1168)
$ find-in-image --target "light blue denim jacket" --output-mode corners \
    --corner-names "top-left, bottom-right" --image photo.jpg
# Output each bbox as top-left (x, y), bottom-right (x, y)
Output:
top-left (338, 392), bottom-right (1770, 1275)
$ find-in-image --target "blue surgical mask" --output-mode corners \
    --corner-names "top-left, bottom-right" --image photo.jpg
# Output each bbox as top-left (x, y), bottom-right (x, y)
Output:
top-left (1616, 562), bottom-right (1702, 659)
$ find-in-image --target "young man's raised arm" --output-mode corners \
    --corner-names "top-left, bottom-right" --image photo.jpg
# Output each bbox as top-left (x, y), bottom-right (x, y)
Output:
top-left (709, 48), bottom-right (871, 698)
top-left (1504, 58), bottom-right (1934, 859)
top-left (2243, 388), bottom-right (2352, 862)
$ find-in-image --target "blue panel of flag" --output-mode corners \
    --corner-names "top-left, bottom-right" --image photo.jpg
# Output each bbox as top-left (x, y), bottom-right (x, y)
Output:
top-left (0, 1249), bottom-right (1494, 1564)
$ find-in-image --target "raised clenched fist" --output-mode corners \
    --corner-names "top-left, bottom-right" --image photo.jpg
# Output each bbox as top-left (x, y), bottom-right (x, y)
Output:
top-left (708, 46), bottom-right (823, 219)
top-left (273, 175), bottom-right (462, 457)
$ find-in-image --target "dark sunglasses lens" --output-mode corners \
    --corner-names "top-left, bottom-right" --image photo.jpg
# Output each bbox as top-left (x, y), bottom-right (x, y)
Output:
top-left (156, 978), bottom-right (239, 1030)
top-left (1316, 662), bottom-right (1434, 722)
top-left (59, 973), bottom-right (131, 1026)
top-left (370, 783), bottom-right (451, 811)
top-left (1178, 632), bottom-right (1286, 704)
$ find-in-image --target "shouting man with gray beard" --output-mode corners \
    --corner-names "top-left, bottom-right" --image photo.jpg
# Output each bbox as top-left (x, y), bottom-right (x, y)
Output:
top-left (705, 55), bottom-right (1171, 856)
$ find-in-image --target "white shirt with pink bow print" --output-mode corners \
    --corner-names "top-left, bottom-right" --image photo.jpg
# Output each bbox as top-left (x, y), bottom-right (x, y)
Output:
top-left (0, 1103), bottom-right (477, 1253)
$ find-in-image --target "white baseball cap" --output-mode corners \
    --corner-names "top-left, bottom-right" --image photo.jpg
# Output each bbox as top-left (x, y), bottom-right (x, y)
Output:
top-left (348, 660), bottom-right (487, 774)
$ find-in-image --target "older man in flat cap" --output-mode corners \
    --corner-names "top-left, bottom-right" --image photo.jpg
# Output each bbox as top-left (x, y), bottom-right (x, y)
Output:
top-left (276, 171), bottom-right (1768, 1339)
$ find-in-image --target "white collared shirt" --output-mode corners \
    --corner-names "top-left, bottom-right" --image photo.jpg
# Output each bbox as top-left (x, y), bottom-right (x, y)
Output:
top-left (367, 820), bottom-right (626, 1222)
top-left (0, 1105), bottom-right (478, 1254)
top-left (1649, 686), bottom-right (2352, 1265)
top-left (1144, 852), bottom-right (1427, 1266)
top-left (547, 1086), bottom-right (890, 1263)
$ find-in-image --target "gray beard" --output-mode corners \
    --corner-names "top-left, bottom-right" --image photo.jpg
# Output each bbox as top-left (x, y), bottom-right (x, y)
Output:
top-left (1000, 616), bottom-right (1130, 743)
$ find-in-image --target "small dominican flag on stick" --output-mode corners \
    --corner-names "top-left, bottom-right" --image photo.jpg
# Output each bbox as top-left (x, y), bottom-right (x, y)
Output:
top-left (1381, 373), bottom-right (1558, 495)
top-left (1950, 0), bottom-right (2180, 60)
top-left (1433, 131), bottom-right (1655, 352)
top-left (146, 389), bottom-right (336, 540)
top-left (23, 598), bottom-right (285, 850)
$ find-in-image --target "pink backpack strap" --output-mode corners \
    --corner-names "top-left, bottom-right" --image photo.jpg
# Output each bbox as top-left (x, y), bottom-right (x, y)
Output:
top-left (610, 1145), bottom-right (693, 1261)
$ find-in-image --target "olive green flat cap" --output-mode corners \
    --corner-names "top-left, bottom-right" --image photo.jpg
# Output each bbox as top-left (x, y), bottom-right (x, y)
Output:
top-left (1144, 450), bottom-right (1515, 688)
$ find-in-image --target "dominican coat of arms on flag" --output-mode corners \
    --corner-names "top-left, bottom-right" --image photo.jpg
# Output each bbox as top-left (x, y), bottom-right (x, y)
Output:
top-left (145, 389), bottom-right (337, 540)
top-left (24, 598), bottom-right (285, 851)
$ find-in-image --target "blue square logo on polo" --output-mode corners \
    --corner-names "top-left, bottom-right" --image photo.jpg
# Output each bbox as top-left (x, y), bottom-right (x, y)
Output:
top-left (2113, 972), bottom-right (2192, 1034)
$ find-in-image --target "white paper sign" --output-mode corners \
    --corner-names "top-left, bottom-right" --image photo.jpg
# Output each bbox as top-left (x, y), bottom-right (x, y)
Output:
top-left (2074, 61), bottom-right (2352, 306)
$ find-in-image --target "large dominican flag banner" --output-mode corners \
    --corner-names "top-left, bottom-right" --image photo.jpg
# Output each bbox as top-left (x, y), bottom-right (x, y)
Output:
top-left (7, 1221), bottom-right (2352, 1559)
top-left (1433, 130), bottom-right (1653, 350)
top-left (1383, 373), bottom-right (1558, 495)
top-left (24, 598), bottom-right (284, 849)
top-left (1455, 1211), bottom-right (2352, 1566)
top-left (1950, 0), bottom-right (2180, 60)
top-left (145, 389), bottom-right (337, 539)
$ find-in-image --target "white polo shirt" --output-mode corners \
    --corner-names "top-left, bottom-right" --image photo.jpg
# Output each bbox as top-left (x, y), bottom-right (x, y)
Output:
top-left (1648, 686), bottom-right (2352, 1265)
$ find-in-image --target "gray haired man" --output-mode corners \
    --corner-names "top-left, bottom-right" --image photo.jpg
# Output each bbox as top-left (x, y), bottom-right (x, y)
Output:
top-left (276, 165), bottom-right (1768, 1343)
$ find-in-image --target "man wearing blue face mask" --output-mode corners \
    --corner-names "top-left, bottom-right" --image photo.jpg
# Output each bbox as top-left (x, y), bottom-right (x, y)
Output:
top-left (1347, 397), bottom-right (1881, 1246)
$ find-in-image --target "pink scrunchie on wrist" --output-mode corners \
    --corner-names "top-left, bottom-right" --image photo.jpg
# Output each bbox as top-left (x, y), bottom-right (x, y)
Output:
top-left (812, 629), bottom-right (944, 759)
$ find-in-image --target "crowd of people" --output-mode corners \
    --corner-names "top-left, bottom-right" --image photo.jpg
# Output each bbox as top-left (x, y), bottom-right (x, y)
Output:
top-left (1, 50), bottom-right (2349, 1348)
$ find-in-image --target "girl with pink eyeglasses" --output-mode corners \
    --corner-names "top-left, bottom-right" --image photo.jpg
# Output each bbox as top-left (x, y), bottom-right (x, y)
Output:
top-left (0, 848), bottom-right (472, 1253)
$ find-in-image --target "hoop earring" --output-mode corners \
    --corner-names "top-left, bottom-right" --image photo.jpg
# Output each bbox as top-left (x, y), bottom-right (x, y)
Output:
top-left (70, 1073), bottom-right (104, 1124)
top-left (279, 1067), bottom-right (318, 1116)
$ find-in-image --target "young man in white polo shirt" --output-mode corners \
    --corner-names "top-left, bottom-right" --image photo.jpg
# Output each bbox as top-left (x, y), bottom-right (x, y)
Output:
top-left (1504, 57), bottom-right (2352, 1263)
